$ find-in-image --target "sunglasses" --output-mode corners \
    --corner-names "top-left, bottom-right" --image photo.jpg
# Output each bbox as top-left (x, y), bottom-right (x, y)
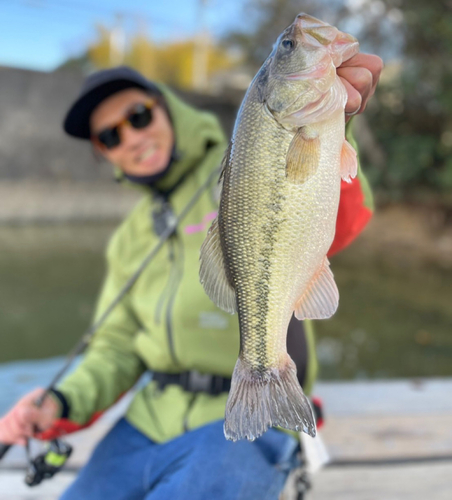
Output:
top-left (93, 99), bottom-right (156, 150)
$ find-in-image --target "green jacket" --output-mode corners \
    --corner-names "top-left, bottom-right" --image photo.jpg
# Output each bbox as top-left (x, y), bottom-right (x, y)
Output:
top-left (57, 86), bottom-right (370, 443)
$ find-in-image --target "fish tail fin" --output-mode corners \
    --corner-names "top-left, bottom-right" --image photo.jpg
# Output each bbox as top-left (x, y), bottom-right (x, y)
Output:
top-left (224, 355), bottom-right (316, 441)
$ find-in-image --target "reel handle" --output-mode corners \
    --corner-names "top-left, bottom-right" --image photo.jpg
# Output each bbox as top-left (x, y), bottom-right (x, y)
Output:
top-left (0, 443), bottom-right (11, 460)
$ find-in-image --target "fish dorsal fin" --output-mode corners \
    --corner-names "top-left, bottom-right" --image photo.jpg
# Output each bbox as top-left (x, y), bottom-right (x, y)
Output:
top-left (340, 139), bottom-right (358, 183)
top-left (199, 217), bottom-right (237, 314)
top-left (286, 127), bottom-right (320, 184)
top-left (294, 258), bottom-right (339, 320)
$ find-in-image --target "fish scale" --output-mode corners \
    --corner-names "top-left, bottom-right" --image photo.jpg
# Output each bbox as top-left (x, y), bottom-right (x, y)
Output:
top-left (199, 12), bottom-right (359, 441)
top-left (224, 102), bottom-right (287, 366)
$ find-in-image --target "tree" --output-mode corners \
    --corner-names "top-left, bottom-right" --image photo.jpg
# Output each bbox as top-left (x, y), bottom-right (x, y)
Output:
top-left (69, 25), bottom-right (238, 92)
top-left (225, 0), bottom-right (452, 203)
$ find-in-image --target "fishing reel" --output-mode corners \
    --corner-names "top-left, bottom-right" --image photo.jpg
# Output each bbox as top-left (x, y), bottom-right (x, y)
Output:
top-left (25, 438), bottom-right (72, 487)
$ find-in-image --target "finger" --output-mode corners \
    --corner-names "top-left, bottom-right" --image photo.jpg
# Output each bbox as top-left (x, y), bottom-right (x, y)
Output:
top-left (338, 53), bottom-right (384, 89)
top-left (23, 406), bottom-right (46, 427)
top-left (338, 67), bottom-right (373, 112)
top-left (10, 420), bottom-right (32, 442)
top-left (0, 417), bottom-right (27, 444)
top-left (23, 388), bottom-right (45, 405)
top-left (15, 406), bottom-right (41, 436)
top-left (13, 414), bottom-right (39, 440)
top-left (0, 433), bottom-right (27, 446)
top-left (0, 388), bottom-right (46, 445)
top-left (340, 77), bottom-right (362, 116)
top-left (21, 422), bottom-right (35, 438)
top-left (13, 419), bottom-right (34, 441)
top-left (0, 420), bottom-right (15, 444)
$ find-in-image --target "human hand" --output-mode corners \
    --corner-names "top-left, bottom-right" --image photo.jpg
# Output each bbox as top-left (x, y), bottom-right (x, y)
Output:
top-left (0, 388), bottom-right (59, 446)
top-left (338, 53), bottom-right (384, 121)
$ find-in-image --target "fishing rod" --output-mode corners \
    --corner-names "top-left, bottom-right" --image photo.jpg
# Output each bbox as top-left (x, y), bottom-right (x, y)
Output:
top-left (0, 166), bottom-right (219, 472)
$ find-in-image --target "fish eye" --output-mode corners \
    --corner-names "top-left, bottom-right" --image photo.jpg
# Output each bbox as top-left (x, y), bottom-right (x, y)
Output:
top-left (281, 39), bottom-right (294, 50)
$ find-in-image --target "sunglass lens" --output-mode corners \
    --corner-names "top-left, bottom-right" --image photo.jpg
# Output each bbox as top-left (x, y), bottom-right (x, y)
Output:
top-left (128, 106), bottom-right (152, 129)
top-left (97, 127), bottom-right (120, 149)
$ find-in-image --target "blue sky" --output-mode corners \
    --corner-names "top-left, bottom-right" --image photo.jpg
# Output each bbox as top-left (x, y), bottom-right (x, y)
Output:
top-left (0, 0), bottom-right (247, 71)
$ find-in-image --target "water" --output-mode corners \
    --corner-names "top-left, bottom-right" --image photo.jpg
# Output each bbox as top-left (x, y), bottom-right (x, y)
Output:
top-left (0, 224), bottom-right (114, 362)
top-left (317, 252), bottom-right (452, 380)
top-left (0, 223), bottom-right (451, 381)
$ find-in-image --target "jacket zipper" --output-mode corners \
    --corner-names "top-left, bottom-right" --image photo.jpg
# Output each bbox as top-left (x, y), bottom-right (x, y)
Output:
top-left (165, 233), bottom-right (184, 367)
top-left (155, 238), bottom-right (176, 324)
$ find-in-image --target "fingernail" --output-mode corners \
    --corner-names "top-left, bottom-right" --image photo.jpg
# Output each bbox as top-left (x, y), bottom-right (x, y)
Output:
top-left (345, 107), bottom-right (360, 117)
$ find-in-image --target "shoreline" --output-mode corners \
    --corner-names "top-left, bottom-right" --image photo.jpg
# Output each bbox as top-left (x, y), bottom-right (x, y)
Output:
top-left (1, 181), bottom-right (450, 269)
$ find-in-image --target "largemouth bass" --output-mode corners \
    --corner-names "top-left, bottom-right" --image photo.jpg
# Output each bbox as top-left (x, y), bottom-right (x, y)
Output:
top-left (200, 13), bottom-right (359, 441)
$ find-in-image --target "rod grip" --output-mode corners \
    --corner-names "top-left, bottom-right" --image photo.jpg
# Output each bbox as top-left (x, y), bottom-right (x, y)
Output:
top-left (0, 443), bottom-right (11, 460)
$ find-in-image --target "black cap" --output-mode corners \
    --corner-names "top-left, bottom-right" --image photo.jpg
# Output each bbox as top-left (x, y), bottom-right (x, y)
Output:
top-left (63, 66), bottom-right (162, 139)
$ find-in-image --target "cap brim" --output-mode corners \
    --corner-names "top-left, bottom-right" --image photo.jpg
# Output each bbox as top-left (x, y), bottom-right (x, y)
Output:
top-left (63, 79), bottom-right (159, 140)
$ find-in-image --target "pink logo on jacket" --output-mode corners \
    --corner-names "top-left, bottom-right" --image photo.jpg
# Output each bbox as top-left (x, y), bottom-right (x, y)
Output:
top-left (184, 211), bottom-right (218, 235)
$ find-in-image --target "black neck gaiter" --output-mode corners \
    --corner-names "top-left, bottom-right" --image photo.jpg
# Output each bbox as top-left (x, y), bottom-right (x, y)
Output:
top-left (123, 163), bottom-right (172, 187)
top-left (122, 144), bottom-right (181, 190)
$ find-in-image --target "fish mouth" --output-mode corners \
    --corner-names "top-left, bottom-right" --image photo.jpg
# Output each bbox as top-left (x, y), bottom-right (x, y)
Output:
top-left (295, 13), bottom-right (331, 31)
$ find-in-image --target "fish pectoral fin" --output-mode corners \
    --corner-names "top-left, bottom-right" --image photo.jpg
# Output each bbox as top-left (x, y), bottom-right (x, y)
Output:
top-left (294, 257), bottom-right (339, 320)
top-left (286, 128), bottom-right (320, 184)
top-left (199, 217), bottom-right (237, 314)
top-left (340, 139), bottom-right (358, 183)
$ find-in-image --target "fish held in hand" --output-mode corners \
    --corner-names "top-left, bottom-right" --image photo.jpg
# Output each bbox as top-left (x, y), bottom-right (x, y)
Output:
top-left (200, 13), bottom-right (359, 441)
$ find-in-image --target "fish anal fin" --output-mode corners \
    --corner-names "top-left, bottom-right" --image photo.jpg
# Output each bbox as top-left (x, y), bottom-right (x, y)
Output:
top-left (199, 217), bottom-right (237, 314)
top-left (286, 128), bottom-right (320, 185)
top-left (340, 139), bottom-right (358, 183)
top-left (294, 258), bottom-right (339, 320)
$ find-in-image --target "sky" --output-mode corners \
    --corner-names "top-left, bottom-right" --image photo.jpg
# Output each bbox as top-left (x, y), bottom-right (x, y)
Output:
top-left (0, 0), bottom-right (247, 72)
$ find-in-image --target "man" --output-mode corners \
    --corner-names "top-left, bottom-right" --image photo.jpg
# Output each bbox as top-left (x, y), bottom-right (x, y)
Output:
top-left (0, 51), bottom-right (382, 499)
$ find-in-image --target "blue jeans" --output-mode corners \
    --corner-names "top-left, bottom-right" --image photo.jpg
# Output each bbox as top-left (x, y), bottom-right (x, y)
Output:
top-left (60, 418), bottom-right (300, 500)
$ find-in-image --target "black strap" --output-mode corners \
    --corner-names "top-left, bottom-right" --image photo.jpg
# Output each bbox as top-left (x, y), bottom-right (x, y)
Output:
top-left (152, 371), bottom-right (231, 396)
top-left (48, 389), bottom-right (70, 419)
top-left (286, 314), bottom-right (308, 389)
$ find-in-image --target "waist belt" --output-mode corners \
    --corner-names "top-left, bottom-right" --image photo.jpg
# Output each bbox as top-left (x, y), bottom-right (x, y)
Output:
top-left (152, 371), bottom-right (231, 396)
